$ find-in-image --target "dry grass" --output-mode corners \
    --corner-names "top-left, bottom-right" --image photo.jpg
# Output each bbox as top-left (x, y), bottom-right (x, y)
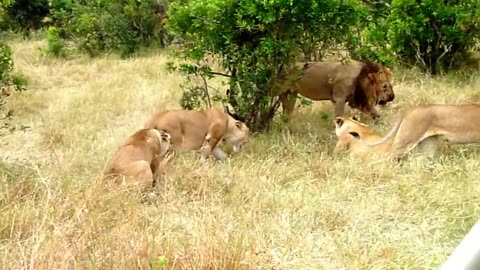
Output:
top-left (1, 39), bottom-right (479, 270)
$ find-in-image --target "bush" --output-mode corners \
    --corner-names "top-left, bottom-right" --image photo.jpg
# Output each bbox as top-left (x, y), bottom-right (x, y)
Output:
top-left (167, 0), bottom-right (366, 131)
top-left (41, 26), bottom-right (67, 58)
top-left (0, 0), bottom-right (50, 33)
top-left (346, 0), bottom-right (397, 66)
top-left (387, 0), bottom-right (480, 74)
top-left (48, 0), bottom-right (75, 36)
top-left (0, 42), bottom-right (27, 135)
top-left (66, 0), bottom-right (170, 57)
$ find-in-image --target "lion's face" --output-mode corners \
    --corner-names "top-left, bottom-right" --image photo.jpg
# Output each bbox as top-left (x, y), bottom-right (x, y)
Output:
top-left (226, 121), bottom-right (250, 152)
top-left (364, 67), bottom-right (395, 107)
top-left (375, 67), bottom-right (395, 106)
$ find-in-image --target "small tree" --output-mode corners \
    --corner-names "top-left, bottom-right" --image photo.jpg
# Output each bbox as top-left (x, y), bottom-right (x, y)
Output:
top-left (66, 0), bottom-right (170, 57)
top-left (347, 0), bottom-right (397, 66)
top-left (167, 0), bottom-right (366, 131)
top-left (0, 42), bottom-right (27, 135)
top-left (1, 0), bottom-right (50, 33)
top-left (387, 0), bottom-right (480, 74)
top-left (41, 26), bottom-right (67, 58)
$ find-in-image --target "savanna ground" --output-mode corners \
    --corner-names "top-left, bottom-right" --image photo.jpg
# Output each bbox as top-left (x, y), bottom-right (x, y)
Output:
top-left (1, 37), bottom-right (480, 270)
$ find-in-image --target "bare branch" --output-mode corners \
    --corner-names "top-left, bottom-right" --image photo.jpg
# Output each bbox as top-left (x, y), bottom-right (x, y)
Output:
top-left (210, 71), bottom-right (232, 77)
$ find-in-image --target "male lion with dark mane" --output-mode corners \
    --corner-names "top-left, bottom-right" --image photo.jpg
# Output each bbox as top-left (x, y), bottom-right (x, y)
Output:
top-left (274, 59), bottom-right (395, 120)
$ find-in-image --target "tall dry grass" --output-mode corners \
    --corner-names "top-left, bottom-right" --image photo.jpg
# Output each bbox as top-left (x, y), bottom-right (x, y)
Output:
top-left (0, 39), bottom-right (479, 270)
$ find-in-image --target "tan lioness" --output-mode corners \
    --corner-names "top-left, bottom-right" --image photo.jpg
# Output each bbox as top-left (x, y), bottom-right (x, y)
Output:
top-left (104, 128), bottom-right (172, 191)
top-left (273, 59), bottom-right (395, 120)
top-left (334, 116), bottom-right (392, 156)
top-left (144, 107), bottom-right (250, 161)
top-left (348, 104), bottom-right (480, 158)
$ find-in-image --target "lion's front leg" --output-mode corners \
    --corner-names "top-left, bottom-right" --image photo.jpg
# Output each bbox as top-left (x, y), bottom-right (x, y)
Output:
top-left (279, 91), bottom-right (298, 116)
top-left (200, 139), bottom-right (226, 161)
top-left (212, 147), bottom-right (227, 160)
top-left (200, 122), bottom-right (226, 161)
top-left (333, 97), bottom-right (346, 117)
top-left (366, 105), bottom-right (380, 121)
top-left (200, 139), bottom-right (213, 161)
top-left (334, 140), bottom-right (349, 153)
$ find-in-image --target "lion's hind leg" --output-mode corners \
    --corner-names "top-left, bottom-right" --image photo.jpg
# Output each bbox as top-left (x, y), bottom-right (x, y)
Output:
top-left (121, 161), bottom-right (154, 191)
top-left (416, 136), bottom-right (440, 157)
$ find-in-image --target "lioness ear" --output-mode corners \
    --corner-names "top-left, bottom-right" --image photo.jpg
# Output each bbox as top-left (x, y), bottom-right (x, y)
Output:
top-left (160, 129), bottom-right (171, 140)
top-left (224, 106), bottom-right (234, 117)
top-left (235, 120), bottom-right (242, 129)
top-left (349, 131), bottom-right (360, 139)
top-left (352, 115), bottom-right (360, 121)
top-left (334, 117), bottom-right (344, 127)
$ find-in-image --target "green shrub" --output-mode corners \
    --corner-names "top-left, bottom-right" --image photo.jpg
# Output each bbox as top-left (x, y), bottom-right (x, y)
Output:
top-left (346, 0), bottom-right (396, 66)
top-left (48, 0), bottom-right (75, 36)
top-left (41, 26), bottom-right (67, 58)
top-left (0, 42), bottom-right (27, 135)
top-left (67, 0), bottom-right (170, 57)
top-left (0, 0), bottom-right (50, 33)
top-left (387, 0), bottom-right (480, 74)
top-left (167, 0), bottom-right (366, 131)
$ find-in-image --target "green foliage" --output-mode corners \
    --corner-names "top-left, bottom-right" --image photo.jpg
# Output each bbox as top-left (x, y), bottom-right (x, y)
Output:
top-left (0, 42), bottom-right (27, 135)
top-left (0, 42), bottom-right (26, 91)
top-left (48, 0), bottom-right (75, 36)
top-left (65, 0), bottom-right (170, 57)
top-left (386, 0), bottom-right (480, 74)
top-left (0, 0), bottom-right (50, 33)
top-left (168, 0), bottom-right (366, 131)
top-left (0, 0), bottom-right (171, 57)
top-left (166, 62), bottom-right (217, 110)
top-left (152, 255), bottom-right (168, 270)
top-left (41, 26), bottom-right (67, 58)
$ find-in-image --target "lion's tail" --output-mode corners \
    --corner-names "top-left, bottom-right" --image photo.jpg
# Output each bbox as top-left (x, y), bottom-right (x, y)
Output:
top-left (350, 119), bottom-right (402, 147)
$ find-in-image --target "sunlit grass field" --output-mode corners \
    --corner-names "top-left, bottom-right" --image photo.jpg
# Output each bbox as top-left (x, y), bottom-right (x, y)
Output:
top-left (1, 38), bottom-right (479, 269)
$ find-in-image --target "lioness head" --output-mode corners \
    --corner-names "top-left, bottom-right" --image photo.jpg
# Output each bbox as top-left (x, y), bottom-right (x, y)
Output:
top-left (223, 106), bottom-right (250, 152)
top-left (334, 116), bottom-right (369, 137)
top-left (227, 120), bottom-right (250, 153)
top-left (151, 129), bottom-right (172, 157)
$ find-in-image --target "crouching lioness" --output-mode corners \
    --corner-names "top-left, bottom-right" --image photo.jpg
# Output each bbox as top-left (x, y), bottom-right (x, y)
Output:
top-left (340, 103), bottom-right (480, 158)
top-left (104, 128), bottom-right (172, 191)
top-left (144, 107), bottom-right (250, 161)
top-left (334, 116), bottom-right (391, 156)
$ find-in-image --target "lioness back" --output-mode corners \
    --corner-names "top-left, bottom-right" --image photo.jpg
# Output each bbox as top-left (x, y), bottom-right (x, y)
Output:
top-left (145, 108), bottom-right (221, 151)
top-left (144, 107), bottom-right (229, 151)
top-left (144, 107), bottom-right (250, 161)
